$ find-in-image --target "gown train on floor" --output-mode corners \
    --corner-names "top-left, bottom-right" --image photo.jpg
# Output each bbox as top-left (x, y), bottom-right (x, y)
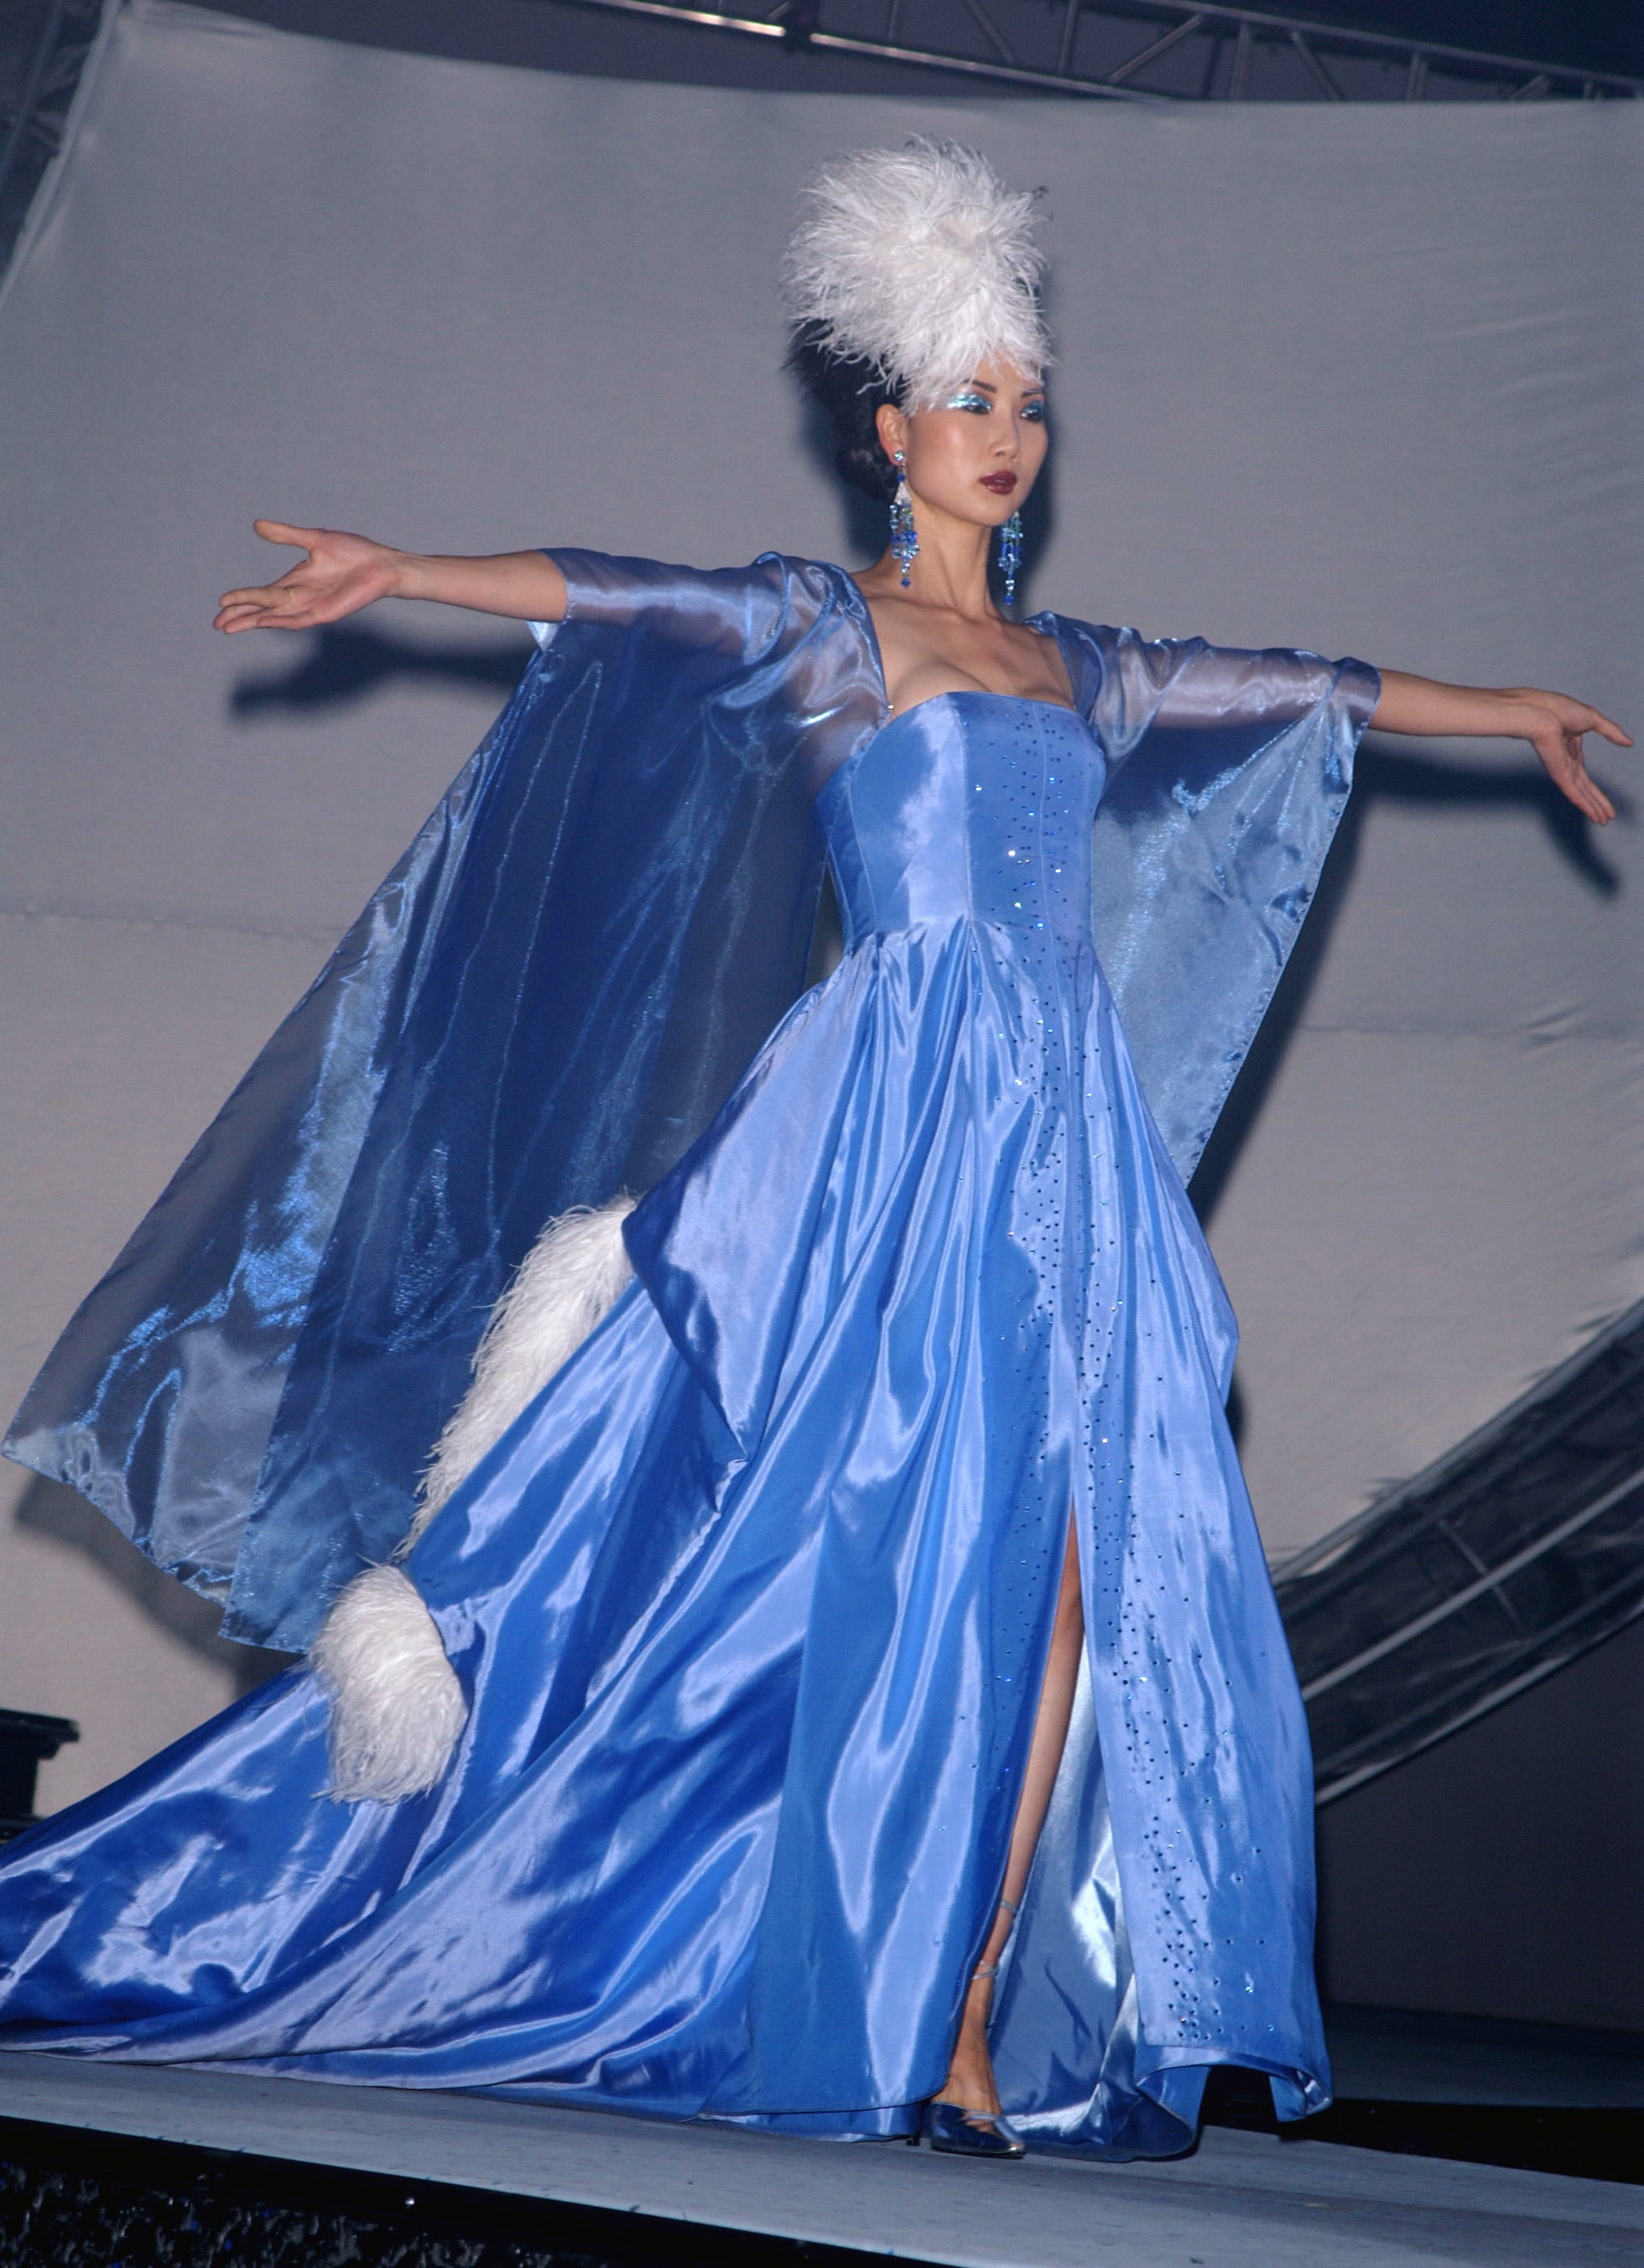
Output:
top-left (0, 684), bottom-right (1346, 2156)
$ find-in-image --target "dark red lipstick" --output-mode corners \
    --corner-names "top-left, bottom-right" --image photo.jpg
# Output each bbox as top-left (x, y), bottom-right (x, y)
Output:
top-left (980, 471), bottom-right (1017, 495)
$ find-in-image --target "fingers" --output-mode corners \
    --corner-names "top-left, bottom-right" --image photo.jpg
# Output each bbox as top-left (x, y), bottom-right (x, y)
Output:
top-left (1589, 710), bottom-right (1634, 749)
top-left (1529, 722), bottom-right (1613, 825)
top-left (216, 557), bottom-right (330, 631)
top-left (215, 588), bottom-right (293, 630)
top-left (1564, 725), bottom-right (1620, 824)
top-left (252, 518), bottom-right (320, 548)
top-left (1545, 694), bottom-right (1631, 751)
top-left (1520, 690), bottom-right (1631, 750)
top-left (214, 590), bottom-right (324, 633)
top-left (1520, 697), bottom-right (1626, 824)
top-left (216, 604), bottom-right (293, 633)
top-left (1556, 744), bottom-right (1615, 826)
top-left (218, 523), bottom-right (320, 631)
top-left (216, 606), bottom-right (326, 632)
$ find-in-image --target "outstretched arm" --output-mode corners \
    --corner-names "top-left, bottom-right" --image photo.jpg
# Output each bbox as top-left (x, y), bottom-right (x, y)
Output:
top-left (215, 522), bottom-right (567, 634)
top-left (1371, 670), bottom-right (1630, 827)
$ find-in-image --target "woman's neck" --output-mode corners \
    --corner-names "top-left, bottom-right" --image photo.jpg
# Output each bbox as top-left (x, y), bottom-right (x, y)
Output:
top-left (860, 506), bottom-right (996, 622)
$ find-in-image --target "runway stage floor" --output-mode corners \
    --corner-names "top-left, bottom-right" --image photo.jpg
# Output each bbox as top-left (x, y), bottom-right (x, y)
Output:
top-left (1, 2052), bottom-right (1641, 2268)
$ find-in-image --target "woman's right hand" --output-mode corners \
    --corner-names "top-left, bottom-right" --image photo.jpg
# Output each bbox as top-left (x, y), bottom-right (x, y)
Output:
top-left (215, 521), bottom-right (402, 633)
top-left (215, 523), bottom-right (567, 631)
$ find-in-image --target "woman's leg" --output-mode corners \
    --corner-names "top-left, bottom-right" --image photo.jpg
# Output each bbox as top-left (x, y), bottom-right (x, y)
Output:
top-left (939, 1515), bottom-right (1084, 2113)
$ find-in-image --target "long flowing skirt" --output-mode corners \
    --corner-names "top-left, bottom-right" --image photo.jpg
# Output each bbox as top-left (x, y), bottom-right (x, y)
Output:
top-left (0, 915), bottom-right (1326, 2157)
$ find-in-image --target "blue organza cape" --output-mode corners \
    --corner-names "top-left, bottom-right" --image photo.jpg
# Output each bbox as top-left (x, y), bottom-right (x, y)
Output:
top-left (3, 553), bottom-right (1376, 1656)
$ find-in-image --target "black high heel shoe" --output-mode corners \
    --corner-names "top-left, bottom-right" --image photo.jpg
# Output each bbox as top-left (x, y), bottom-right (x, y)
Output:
top-left (923, 1906), bottom-right (1027, 2160)
top-left (923, 2094), bottom-right (1027, 2158)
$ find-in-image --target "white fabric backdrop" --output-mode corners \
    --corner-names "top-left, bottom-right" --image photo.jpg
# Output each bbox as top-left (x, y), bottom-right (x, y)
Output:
top-left (3, 0), bottom-right (1640, 1808)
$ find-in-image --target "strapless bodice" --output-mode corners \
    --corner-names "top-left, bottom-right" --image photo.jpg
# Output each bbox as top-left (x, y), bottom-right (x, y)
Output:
top-left (817, 693), bottom-right (1106, 949)
top-left (0, 669), bottom-right (1328, 2160)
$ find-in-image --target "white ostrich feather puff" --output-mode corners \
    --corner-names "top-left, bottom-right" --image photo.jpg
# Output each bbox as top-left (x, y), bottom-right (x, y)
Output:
top-left (408, 1194), bottom-right (637, 1552)
top-left (781, 138), bottom-right (1050, 405)
top-left (310, 1564), bottom-right (471, 1803)
top-left (309, 1195), bottom-right (637, 1802)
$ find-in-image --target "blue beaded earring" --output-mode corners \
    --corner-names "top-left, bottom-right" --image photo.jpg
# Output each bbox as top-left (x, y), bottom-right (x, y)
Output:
top-left (997, 510), bottom-right (1024, 610)
top-left (889, 450), bottom-right (918, 586)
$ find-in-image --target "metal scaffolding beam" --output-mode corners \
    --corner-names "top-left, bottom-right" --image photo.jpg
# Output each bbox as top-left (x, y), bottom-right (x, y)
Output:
top-left (560, 0), bottom-right (1157, 96)
top-left (1277, 1297), bottom-right (1644, 1805)
top-left (558, 0), bottom-right (1644, 101)
top-left (3, 0), bottom-right (1637, 282)
top-left (0, 0), bottom-right (104, 278)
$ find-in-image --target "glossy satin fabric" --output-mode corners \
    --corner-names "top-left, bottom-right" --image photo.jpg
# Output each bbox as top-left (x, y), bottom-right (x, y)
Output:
top-left (3, 551), bottom-right (1374, 1659)
top-left (0, 693), bottom-right (1337, 2154)
top-left (2, 558), bottom-right (856, 1651)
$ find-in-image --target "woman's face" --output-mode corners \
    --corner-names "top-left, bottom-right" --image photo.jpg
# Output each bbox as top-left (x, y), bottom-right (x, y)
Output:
top-left (878, 362), bottom-right (1048, 529)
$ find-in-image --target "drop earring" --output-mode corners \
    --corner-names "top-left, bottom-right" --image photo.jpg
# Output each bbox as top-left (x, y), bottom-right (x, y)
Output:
top-left (889, 450), bottom-right (918, 586)
top-left (997, 511), bottom-right (1024, 611)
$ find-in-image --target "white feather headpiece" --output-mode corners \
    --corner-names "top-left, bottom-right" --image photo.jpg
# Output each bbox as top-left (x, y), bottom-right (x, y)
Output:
top-left (781, 138), bottom-right (1050, 407)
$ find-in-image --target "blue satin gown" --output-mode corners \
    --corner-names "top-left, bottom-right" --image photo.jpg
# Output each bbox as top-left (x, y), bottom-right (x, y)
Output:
top-left (0, 689), bottom-right (1326, 2158)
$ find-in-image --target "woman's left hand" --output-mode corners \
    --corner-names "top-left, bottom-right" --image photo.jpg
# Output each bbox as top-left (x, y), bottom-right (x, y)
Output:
top-left (1371, 671), bottom-right (1631, 825)
top-left (1503, 688), bottom-right (1631, 826)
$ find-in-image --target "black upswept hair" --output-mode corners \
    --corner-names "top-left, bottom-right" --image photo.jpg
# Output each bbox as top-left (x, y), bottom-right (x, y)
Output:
top-left (786, 321), bottom-right (900, 505)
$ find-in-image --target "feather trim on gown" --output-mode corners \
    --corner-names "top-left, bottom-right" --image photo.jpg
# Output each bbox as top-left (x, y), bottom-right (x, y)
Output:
top-left (313, 1196), bottom-right (637, 1801)
top-left (0, 553), bottom-right (1378, 2158)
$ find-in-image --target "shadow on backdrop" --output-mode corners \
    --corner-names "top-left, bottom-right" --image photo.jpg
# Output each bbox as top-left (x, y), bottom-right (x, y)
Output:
top-left (12, 1475), bottom-right (294, 1698)
top-left (185, 645), bottom-right (1626, 1630)
top-left (231, 623), bottom-right (532, 715)
top-left (227, 452), bottom-right (1057, 722)
top-left (9, 675), bottom-right (1632, 1787)
top-left (231, 638), bottom-right (1629, 1250)
top-left (1190, 737), bottom-right (1629, 1232)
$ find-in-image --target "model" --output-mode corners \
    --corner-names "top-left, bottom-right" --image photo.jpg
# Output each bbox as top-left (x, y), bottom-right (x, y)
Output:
top-left (0, 141), bottom-right (1625, 2161)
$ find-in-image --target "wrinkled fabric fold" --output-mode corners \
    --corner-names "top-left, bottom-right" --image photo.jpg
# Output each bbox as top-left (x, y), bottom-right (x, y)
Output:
top-left (1, 689), bottom-right (1344, 2151)
top-left (3, 559), bottom-right (859, 1649)
top-left (3, 552), bottom-right (1373, 1662)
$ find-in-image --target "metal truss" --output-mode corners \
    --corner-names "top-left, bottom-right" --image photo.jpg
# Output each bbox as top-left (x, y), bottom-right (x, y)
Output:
top-left (563, 0), bottom-right (1644, 101)
top-left (1276, 1295), bottom-right (1644, 1805)
top-left (0, 0), bottom-right (1636, 289)
top-left (0, 0), bottom-right (105, 278)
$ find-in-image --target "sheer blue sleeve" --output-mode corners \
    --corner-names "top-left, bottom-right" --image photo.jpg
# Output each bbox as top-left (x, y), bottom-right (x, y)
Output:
top-left (1085, 627), bottom-right (1378, 766)
top-left (1062, 618), bottom-right (1380, 1183)
top-left (3, 556), bottom-right (845, 1652)
top-left (546, 549), bottom-right (812, 662)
